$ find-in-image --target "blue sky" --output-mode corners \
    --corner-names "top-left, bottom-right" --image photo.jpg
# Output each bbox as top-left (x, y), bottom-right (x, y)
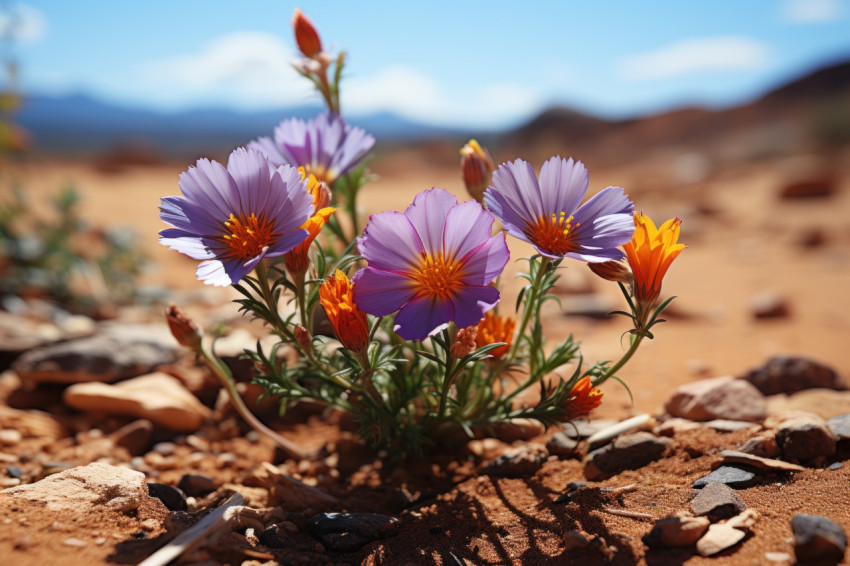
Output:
top-left (4, 0), bottom-right (850, 129)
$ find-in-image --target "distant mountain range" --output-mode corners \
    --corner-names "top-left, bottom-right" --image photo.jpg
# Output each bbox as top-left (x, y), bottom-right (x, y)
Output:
top-left (15, 57), bottom-right (850, 161)
top-left (15, 94), bottom-right (464, 157)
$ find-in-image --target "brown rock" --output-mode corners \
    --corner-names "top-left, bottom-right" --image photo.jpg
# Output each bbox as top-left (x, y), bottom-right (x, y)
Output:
top-left (0, 404), bottom-right (68, 439)
top-left (63, 372), bottom-right (210, 432)
top-left (109, 419), bottom-right (154, 455)
top-left (583, 432), bottom-right (671, 481)
top-left (665, 376), bottom-right (767, 422)
top-left (767, 389), bottom-right (850, 420)
top-left (740, 356), bottom-right (846, 395)
top-left (0, 462), bottom-right (147, 512)
top-left (750, 292), bottom-right (791, 319)
top-left (643, 515), bottom-right (710, 548)
top-left (778, 175), bottom-right (837, 199)
top-left (774, 413), bottom-right (836, 462)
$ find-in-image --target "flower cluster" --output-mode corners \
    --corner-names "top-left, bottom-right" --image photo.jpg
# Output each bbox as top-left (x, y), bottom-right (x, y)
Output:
top-left (158, 9), bottom-right (686, 456)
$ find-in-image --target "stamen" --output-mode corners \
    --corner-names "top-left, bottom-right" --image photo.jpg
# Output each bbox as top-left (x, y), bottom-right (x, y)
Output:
top-left (412, 252), bottom-right (464, 299)
top-left (526, 212), bottom-right (581, 256)
top-left (220, 212), bottom-right (277, 260)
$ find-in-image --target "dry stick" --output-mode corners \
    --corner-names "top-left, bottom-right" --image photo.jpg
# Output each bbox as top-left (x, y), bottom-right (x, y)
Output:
top-left (137, 493), bottom-right (244, 566)
top-left (599, 506), bottom-right (653, 520)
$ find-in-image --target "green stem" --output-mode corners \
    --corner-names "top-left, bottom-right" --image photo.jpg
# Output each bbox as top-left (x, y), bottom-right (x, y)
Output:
top-left (508, 256), bottom-right (551, 362)
top-left (593, 332), bottom-right (645, 388)
top-left (436, 329), bottom-right (455, 420)
top-left (255, 262), bottom-right (287, 335)
top-left (200, 348), bottom-right (305, 460)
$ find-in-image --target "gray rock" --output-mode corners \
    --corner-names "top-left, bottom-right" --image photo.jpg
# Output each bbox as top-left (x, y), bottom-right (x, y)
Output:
top-left (828, 462), bottom-right (843, 471)
top-left (483, 443), bottom-right (548, 477)
top-left (826, 414), bottom-right (850, 440)
top-left (12, 331), bottom-right (177, 384)
top-left (308, 512), bottom-right (400, 552)
top-left (791, 514), bottom-right (847, 564)
top-left (665, 376), bottom-right (766, 422)
top-left (692, 466), bottom-right (757, 489)
top-left (643, 515), bottom-right (710, 548)
top-left (690, 483), bottom-right (747, 522)
top-left (583, 432), bottom-right (671, 481)
top-left (775, 413), bottom-right (836, 462)
top-left (546, 432), bottom-right (579, 457)
top-left (740, 356), bottom-right (847, 395)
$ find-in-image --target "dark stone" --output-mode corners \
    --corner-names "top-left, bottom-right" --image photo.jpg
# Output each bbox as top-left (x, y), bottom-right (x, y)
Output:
top-left (583, 432), bottom-right (671, 480)
top-left (482, 444), bottom-right (547, 477)
top-left (258, 524), bottom-right (287, 549)
top-left (692, 466), bottom-right (758, 489)
top-left (739, 356), bottom-right (847, 395)
top-left (176, 473), bottom-right (219, 497)
top-left (12, 332), bottom-right (177, 384)
top-left (146, 482), bottom-right (187, 512)
top-left (546, 432), bottom-right (579, 457)
top-left (779, 176), bottom-right (837, 199)
top-left (690, 483), bottom-right (747, 522)
top-left (6, 466), bottom-right (22, 479)
top-left (554, 481), bottom-right (588, 504)
top-left (776, 416), bottom-right (837, 462)
top-left (791, 514), bottom-right (847, 564)
top-left (826, 414), bottom-right (850, 440)
top-left (110, 419), bottom-right (153, 456)
top-left (308, 512), bottom-right (400, 552)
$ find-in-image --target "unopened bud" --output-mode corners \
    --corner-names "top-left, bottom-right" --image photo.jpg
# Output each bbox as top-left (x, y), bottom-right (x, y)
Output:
top-left (292, 8), bottom-right (323, 59)
top-left (295, 325), bottom-right (312, 352)
top-left (451, 326), bottom-right (478, 359)
top-left (588, 260), bottom-right (633, 286)
top-left (460, 139), bottom-right (495, 204)
top-left (165, 304), bottom-right (202, 351)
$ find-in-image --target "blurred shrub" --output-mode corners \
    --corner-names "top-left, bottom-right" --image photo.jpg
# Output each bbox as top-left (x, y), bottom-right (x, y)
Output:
top-left (0, 183), bottom-right (146, 315)
top-left (811, 97), bottom-right (850, 147)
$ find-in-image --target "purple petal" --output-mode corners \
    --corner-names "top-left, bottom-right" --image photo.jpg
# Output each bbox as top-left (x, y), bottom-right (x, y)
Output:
top-left (443, 200), bottom-right (494, 262)
top-left (352, 267), bottom-right (415, 316)
top-left (458, 233), bottom-right (509, 286)
top-left (565, 248), bottom-right (626, 263)
top-left (268, 165), bottom-right (314, 235)
top-left (178, 158), bottom-right (238, 220)
top-left (274, 117), bottom-right (311, 168)
top-left (483, 187), bottom-right (535, 247)
top-left (392, 294), bottom-right (455, 341)
top-left (489, 159), bottom-right (544, 224)
top-left (357, 211), bottom-right (424, 273)
top-left (449, 284), bottom-right (500, 329)
top-left (159, 196), bottom-right (222, 235)
top-left (572, 187), bottom-right (634, 227)
top-left (331, 124), bottom-right (375, 178)
top-left (248, 136), bottom-right (286, 169)
top-left (404, 189), bottom-right (458, 255)
top-left (158, 230), bottom-right (216, 260)
top-left (266, 228), bottom-right (309, 257)
top-left (538, 156), bottom-right (588, 217)
top-left (226, 147), bottom-right (272, 214)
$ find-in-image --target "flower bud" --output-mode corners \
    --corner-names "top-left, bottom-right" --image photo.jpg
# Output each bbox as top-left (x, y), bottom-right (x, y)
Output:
top-left (292, 8), bottom-right (323, 59)
top-left (460, 139), bottom-right (495, 204)
top-left (588, 260), bottom-right (633, 286)
top-left (450, 326), bottom-right (478, 359)
top-left (295, 325), bottom-right (312, 352)
top-left (165, 304), bottom-right (202, 351)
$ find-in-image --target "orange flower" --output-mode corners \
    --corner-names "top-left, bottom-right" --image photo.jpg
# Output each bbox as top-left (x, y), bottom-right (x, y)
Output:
top-left (284, 171), bottom-right (335, 277)
top-left (319, 270), bottom-right (369, 353)
top-left (460, 139), bottom-right (495, 203)
top-left (562, 376), bottom-right (603, 419)
top-left (475, 312), bottom-right (515, 359)
top-left (623, 213), bottom-right (686, 309)
top-left (292, 8), bottom-right (323, 59)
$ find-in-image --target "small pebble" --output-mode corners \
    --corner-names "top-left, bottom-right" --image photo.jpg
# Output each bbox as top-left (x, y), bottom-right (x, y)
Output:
top-left (828, 462), bottom-right (843, 471)
top-left (94, 537), bottom-right (107, 546)
top-left (63, 538), bottom-right (87, 547)
top-left (6, 465), bottom-right (23, 478)
top-left (152, 442), bottom-right (177, 456)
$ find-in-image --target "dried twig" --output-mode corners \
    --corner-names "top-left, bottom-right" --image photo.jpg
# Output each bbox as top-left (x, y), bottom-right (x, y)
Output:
top-left (138, 492), bottom-right (244, 566)
top-left (599, 506), bottom-right (653, 520)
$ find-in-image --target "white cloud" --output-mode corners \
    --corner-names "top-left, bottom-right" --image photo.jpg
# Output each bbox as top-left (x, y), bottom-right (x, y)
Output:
top-left (138, 31), bottom-right (311, 108)
top-left (781, 0), bottom-right (843, 23)
top-left (0, 4), bottom-right (47, 43)
top-left (343, 65), bottom-right (541, 128)
top-left (619, 36), bottom-right (771, 81)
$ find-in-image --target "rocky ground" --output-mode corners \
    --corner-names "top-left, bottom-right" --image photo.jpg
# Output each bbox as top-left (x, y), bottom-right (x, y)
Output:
top-left (1, 149), bottom-right (849, 565)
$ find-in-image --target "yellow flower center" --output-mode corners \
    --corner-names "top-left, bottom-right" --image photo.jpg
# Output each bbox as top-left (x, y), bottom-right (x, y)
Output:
top-left (221, 212), bottom-right (277, 260)
top-left (412, 252), bottom-right (464, 299)
top-left (303, 164), bottom-right (334, 185)
top-left (526, 212), bottom-right (580, 256)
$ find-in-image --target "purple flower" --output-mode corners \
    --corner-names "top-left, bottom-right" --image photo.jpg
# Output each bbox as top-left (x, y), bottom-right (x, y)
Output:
top-left (159, 147), bottom-right (314, 287)
top-left (484, 157), bottom-right (635, 262)
top-left (353, 189), bottom-right (509, 341)
top-left (248, 112), bottom-right (375, 186)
